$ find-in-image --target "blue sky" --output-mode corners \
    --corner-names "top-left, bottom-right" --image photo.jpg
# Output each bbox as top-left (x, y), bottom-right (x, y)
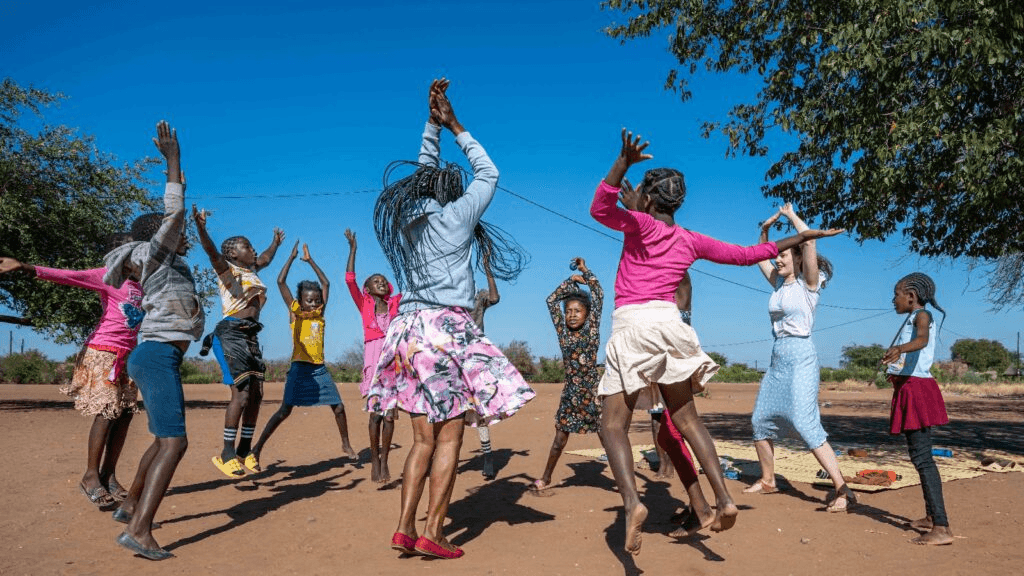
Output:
top-left (3, 0), bottom-right (1023, 368)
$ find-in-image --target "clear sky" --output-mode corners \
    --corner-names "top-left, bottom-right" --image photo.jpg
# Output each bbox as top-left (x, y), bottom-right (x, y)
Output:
top-left (3, 0), bottom-right (1022, 369)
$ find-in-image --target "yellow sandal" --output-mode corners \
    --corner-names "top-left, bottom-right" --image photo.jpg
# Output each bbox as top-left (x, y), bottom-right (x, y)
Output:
top-left (212, 455), bottom-right (245, 478)
top-left (243, 453), bottom-right (261, 473)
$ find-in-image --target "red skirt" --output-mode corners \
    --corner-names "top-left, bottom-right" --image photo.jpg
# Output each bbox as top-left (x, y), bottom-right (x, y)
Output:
top-left (888, 375), bottom-right (949, 434)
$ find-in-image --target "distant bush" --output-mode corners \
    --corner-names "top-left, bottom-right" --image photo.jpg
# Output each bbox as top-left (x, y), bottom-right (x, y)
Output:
top-left (711, 362), bottom-right (762, 383)
top-left (179, 358), bottom-right (222, 384)
top-left (534, 357), bottom-right (565, 383)
top-left (0, 350), bottom-right (62, 384)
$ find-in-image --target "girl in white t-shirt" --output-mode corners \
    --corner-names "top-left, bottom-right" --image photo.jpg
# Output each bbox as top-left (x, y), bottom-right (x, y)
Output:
top-left (745, 204), bottom-right (854, 514)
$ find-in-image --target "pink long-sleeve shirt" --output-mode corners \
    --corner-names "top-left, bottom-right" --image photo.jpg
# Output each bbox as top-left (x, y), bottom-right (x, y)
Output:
top-left (590, 180), bottom-right (779, 309)
top-left (35, 267), bottom-right (144, 352)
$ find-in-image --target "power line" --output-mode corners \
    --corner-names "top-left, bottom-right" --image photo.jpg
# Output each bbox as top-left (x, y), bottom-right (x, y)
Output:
top-left (704, 310), bottom-right (893, 347)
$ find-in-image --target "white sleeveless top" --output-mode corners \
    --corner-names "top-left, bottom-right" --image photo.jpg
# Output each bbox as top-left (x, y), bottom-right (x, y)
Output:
top-left (768, 276), bottom-right (819, 338)
top-left (887, 309), bottom-right (936, 378)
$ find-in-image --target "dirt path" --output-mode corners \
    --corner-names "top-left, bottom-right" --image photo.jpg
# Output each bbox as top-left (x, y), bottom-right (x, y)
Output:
top-left (1, 382), bottom-right (1021, 575)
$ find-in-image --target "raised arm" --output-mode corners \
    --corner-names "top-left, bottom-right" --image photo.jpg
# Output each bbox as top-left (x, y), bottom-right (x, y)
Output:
top-left (779, 203), bottom-right (820, 290)
top-left (343, 229), bottom-right (363, 308)
top-left (301, 244), bottom-right (330, 309)
top-left (142, 121), bottom-right (187, 278)
top-left (416, 79), bottom-right (452, 168)
top-left (277, 240), bottom-right (298, 309)
top-left (191, 204), bottom-right (229, 275)
top-left (590, 129), bottom-right (653, 232)
top-left (757, 211), bottom-right (782, 286)
top-left (255, 228), bottom-right (285, 271)
top-left (546, 275), bottom-right (579, 337)
top-left (577, 258), bottom-right (603, 337)
top-left (0, 258), bottom-right (35, 277)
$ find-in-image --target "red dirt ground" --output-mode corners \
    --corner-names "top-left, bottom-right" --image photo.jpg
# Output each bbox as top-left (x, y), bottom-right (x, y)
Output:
top-left (1, 382), bottom-right (1021, 576)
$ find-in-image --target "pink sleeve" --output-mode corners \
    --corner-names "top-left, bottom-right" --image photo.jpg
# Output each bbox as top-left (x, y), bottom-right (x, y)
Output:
top-left (590, 181), bottom-right (643, 233)
top-left (687, 230), bottom-right (779, 266)
top-left (345, 271), bottom-right (364, 309)
top-left (35, 267), bottom-right (109, 293)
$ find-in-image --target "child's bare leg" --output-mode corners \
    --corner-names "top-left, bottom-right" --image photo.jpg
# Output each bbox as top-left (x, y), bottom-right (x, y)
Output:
top-left (251, 404), bottom-right (292, 460)
top-left (651, 415), bottom-right (673, 479)
top-left (380, 414), bottom-right (395, 483)
top-left (745, 439), bottom-right (777, 491)
top-left (657, 413), bottom-right (713, 537)
top-left (83, 415), bottom-right (115, 492)
top-left (331, 403), bottom-right (356, 457)
top-left (117, 439), bottom-right (160, 516)
top-left (235, 380), bottom-right (263, 458)
top-left (598, 390), bottom-right (647, 555)
top-left (220, 385), bottom-right (249, 462)
top-left (369, 414), bottom-right (383, 482)
top-left (537, 429), bottom-right (570, 488)
top-left (659, 381), bottom-right (737, 532)
top-left (124, 436), bottom-right (187, 551)
top-left (100, 411), bottom-right (134, 497)
top-left (422, 417), bottom-right (465, 550)
top-left (396, 415), bottom-right (434, 538)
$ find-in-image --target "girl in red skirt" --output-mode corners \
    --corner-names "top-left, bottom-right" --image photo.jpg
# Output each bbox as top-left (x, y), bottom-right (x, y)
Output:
top-left (881, 272), bottom-right (953, 546)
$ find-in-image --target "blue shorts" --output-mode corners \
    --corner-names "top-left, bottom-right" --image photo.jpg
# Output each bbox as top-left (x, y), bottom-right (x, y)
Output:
top-left (128, 341), bottom-right (186, 438)
top-left (283, 362), bottom-right (342, 407)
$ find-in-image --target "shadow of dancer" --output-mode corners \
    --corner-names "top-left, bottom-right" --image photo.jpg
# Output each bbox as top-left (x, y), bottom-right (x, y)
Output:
top-left (447, 473), bottom-right (556, 547)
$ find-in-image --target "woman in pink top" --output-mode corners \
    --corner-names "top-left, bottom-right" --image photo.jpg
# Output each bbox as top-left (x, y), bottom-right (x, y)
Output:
top-left (0, 223), bottom-right (153, 510)
top-left (344, 228), bottom-right (401, 484)
top-left (590, 129), bottom-right (843, 555)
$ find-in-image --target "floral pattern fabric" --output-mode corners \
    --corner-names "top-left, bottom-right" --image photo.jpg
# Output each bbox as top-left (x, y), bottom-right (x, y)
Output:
top-left (547, 270), bottom-right (603, 433)
top-left (366, 307), bottom-right (535, 425)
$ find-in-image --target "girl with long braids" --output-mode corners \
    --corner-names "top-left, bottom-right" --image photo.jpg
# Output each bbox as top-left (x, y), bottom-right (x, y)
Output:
top-left (882, 272), bottom-right (953, 545)
top-left (745, 203), bottom-right (853, 515)
top-left (367, 79), bottom-right (534, 560)
top-left (590, 129), bottom-right (843, 555)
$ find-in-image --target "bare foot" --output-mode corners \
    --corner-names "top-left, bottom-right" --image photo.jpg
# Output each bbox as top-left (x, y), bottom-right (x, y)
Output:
top-left (653, 466), bottom-right (674, 480)
top-left (912, 525), bottom-right (954, 545)
top-left (742, 478), bottom-right (778, 494)
top-left (710, 500), bottom-right (738, 532)
top-left (669, 503), bottom-right (714, 539)
top-left (379, 459), bottom-right (392, 484)
top-left (624, 503), bottom-right (648, 555)
top-left (342, 443), bottom-right (357, 459)
top-left (527, 479), bottom-right (555, 497)
top-left (910, 516), bottom-right (934, 531)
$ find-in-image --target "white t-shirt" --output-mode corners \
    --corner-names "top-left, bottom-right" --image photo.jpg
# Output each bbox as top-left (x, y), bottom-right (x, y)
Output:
top-left (768, 276), bottom-right (819, 338)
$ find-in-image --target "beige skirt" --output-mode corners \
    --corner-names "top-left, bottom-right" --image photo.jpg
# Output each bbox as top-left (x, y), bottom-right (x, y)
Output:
top-left (598, 301), bottom-right (719, 397)
top-left (59, 347), bottom-right (138, 419)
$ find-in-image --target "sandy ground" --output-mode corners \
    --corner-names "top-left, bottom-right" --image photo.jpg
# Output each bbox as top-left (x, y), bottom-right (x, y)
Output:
top-left (1, 381), bottom-right (1022, 576)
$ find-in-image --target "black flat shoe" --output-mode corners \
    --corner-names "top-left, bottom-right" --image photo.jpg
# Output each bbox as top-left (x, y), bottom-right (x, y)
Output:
top-left (116, 532), bottom-right (174, 561)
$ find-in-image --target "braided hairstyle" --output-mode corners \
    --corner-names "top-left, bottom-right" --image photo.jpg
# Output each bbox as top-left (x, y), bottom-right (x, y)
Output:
top-left (639, 168), bottom-right (686, 215)
top-left (374, 160), bottom-right (529, 292)
top-left (220, 236), bottom-right (251, 265)
top-left (129, 213), bottom-right (163, 243)
top-left (897, 272), bottom-right (946, 329)
top-left (296, 279), bottom-right (322, 299)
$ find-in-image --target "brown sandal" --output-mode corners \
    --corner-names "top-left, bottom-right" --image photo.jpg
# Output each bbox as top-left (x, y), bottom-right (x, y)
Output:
top-left (826, 484), bottom-right (857, 513)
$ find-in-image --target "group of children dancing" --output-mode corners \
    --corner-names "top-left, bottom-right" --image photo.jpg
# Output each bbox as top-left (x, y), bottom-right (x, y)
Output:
top-left (0, 79), bottom-right (955, 560)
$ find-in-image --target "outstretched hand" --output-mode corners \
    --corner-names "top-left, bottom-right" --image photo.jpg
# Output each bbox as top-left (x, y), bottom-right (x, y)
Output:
top-left (760, 210), bottom-right (782, 230)
top-left (429, 79), bottom-right (463, 134)
top-left (300, 243), bottom-right (312, 262)
top-left (800, 228), bottom-right (846, 240)
top-left (191, 204), bottom-right (208, 228)
top-left (779, 202), bottom-right (795, 219)
top-left (344, 228), bottom-right (356, 247)
top-left (272, 228), bottom-right (286, 245)
top-left (0, 257), bottom-right (24, 274)
top-left (153, 121), bottom-right (179, 160)
top-left (288, 239), bottom-right (299, 260)
top-left (619, 129), bottom-right (653, 167)
top-left (428, 79), bottom-right (449, 126)
top-left (572, 256), bottom-right (589, 274)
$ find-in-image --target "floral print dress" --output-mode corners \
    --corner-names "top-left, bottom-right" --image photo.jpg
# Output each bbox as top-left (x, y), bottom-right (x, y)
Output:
top-left (547, 270), bottom-right (603, 433)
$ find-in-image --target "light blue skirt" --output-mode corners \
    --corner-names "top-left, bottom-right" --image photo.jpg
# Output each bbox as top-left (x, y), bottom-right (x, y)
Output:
top-left (751, 336), bottom-right (827, 450)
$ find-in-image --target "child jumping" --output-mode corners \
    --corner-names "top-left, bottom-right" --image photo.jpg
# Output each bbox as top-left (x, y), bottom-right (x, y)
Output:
top-left (531, 256), bottom-right (603, 492)
top-left (590, 128), bottom-right (843, 555)
top-left (344, 228), bottom-right (401, 484)
top-left (193, 205), bottom-right (284, 476)
top-left (745, 203), bottom-right (853, 513)
top-left (249, 241), bottom-right (356, 463)
top-left (467, 245), bottom-right (501, 480)
top-left (367, 79), bottom-right (533, 559)
top-left (881, 272), bottom-right (953, 545)
top-left (0, 222), bottom-right (154, 509)
top-left (103, 121), bottom-right (204, 560)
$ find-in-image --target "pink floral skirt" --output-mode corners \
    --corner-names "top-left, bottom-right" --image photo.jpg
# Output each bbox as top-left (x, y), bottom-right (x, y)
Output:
top-left (365, 307), bottom-right (535, 425)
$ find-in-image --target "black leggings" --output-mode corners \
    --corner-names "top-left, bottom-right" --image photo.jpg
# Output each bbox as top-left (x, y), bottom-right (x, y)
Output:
top-left (905, 427), bottom-right (948, 526)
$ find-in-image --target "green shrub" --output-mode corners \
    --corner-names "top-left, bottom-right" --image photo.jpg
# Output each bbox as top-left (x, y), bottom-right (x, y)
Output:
top-left (0, 350), bottom-right (60, 384)
top-left (711, 363), bottom-right (762, 383)
top-left (534, 357), bottom-right (565, 383)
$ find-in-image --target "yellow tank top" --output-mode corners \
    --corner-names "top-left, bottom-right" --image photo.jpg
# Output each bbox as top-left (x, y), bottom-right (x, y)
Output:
top-left (290, 300), bottom-right (325, 364)
top-left (217, 262), bottom-right (267, 317)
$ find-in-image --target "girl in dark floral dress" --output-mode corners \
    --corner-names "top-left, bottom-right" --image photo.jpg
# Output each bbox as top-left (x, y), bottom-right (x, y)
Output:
top-left (531, 256), bottom-right (603, 492)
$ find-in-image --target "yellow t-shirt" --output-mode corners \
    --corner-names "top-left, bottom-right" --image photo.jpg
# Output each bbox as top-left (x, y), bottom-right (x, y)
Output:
top-left (217, 262), bottom-right (267, 317)
top-left (290, 300), bottom-right (325, 364)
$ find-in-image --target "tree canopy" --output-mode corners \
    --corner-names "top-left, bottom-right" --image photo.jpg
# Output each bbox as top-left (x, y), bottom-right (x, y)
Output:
top-left (0, 79), bottom-right (159, 344)
top-left (950, 338), bottom-right (1011, 371)
top-left (603, 1), bottom-right (1023, 299)
top-left (841, 343), bottom-right (885, 369)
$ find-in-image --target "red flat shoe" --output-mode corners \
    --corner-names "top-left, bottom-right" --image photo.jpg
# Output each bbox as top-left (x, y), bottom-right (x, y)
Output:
top-left (391, 532), bottom-right (418, 555)
top-left (414, 536), bottom-right (464, 559)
